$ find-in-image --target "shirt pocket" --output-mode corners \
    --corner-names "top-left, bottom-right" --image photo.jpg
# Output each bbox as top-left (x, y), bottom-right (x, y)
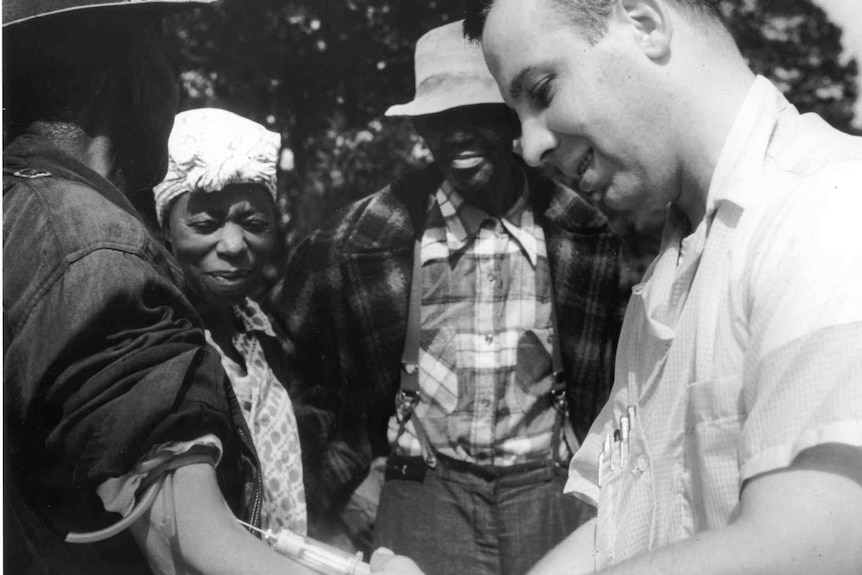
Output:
top-left (416, 326), bottom-right (459, 417)
top-left (686, 372), bottom-right (744, 529)
top-left (594, 409), bottom-right (656, 569)
top-left (509, 327), bottom-right (555, 412)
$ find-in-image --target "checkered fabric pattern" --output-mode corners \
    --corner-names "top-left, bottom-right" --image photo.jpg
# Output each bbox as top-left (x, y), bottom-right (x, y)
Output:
top-left (388, 180), bottom-right (569, 465)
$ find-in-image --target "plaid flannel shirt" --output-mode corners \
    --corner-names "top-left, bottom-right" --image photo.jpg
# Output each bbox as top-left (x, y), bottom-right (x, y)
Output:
top-left (273, 162), bottom-right (626, 517)
top-left (388, 177), bottom-right (569, 465)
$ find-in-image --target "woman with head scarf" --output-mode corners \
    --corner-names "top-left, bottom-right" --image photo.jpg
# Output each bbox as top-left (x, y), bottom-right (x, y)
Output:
top-left (153, 108), bottom-right (306, 535)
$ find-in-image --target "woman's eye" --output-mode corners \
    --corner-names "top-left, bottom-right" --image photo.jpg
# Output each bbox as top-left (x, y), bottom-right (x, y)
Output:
top-left (529, 76), bottom-right (555, 108)
top-left (189, 220), bottom-right (220, 234)
top-left (242, 218), bottom-right (271, 234)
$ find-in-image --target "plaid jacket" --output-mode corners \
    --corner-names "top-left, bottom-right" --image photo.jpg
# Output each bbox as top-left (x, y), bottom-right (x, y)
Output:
top-left (272, 163), bottom-right (626, 517)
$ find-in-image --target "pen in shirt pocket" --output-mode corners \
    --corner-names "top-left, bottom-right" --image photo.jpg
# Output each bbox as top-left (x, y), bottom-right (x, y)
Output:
top-left (598, 433), bottom-right (611, 487)
top-left (620, 415), bottom-right (630, 464)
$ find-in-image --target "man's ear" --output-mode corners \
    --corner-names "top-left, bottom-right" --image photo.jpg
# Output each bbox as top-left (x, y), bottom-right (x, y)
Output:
top-left (618, 0), bottom-right (672, 60)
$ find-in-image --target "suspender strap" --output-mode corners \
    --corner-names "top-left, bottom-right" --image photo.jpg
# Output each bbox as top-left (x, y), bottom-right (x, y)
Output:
top-left (400, 238), bottom-right (422, 393)
top-left (550, 297), bottom-right (580, 466)
top-left (398, 237), bottom-right (437, 467)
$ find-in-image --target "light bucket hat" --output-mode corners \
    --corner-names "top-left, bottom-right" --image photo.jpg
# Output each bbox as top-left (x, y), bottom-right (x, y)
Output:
top-left (385, 19), bottom-right (503, 117)
top-left (153, 108), bottom-right (281, 226)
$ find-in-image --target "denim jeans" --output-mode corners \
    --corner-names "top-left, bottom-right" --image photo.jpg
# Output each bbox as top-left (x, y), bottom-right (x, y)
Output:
top-left (373, 456), bottom-right (595, 575)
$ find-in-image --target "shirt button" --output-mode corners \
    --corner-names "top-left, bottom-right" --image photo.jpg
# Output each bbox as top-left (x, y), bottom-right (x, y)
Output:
top-left (487, 272), bottom-right (496, 282)
top-left (480, 397), bottom-right (492, 408)
top-left (485, 334), bottom-right (494, 344)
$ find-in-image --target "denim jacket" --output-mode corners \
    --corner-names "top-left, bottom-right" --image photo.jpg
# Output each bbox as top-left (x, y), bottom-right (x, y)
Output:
top-left (3, 134), bottom-right (261, 574)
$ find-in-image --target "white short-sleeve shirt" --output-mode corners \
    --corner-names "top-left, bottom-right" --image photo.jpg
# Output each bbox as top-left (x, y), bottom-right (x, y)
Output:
top-left (565, 76), bottom-right (862, 568)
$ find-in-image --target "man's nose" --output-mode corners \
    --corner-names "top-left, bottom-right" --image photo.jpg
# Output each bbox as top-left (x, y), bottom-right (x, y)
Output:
top-left (217, 224), bottom-right (246, 256)
top-left (519, 117), bottom-right (556, 168)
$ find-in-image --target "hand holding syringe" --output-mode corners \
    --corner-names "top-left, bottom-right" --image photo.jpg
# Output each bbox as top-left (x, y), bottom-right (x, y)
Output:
top-left (238, 520), bottom-right (371, 575)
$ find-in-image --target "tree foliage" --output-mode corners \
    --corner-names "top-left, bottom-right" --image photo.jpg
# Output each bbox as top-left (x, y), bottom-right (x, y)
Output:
top-left (723, 0), bottom-right (858, 132)
top-left (167, 0), bottom-right (858, 277)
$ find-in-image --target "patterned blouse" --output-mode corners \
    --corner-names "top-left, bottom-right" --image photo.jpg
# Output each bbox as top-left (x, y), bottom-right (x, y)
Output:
top-left (206, 298), bottom-right (307, 534)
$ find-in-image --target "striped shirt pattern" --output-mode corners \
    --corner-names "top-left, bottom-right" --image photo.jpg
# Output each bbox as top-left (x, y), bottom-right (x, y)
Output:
top-left (389, 177), bottom-right (572, 466)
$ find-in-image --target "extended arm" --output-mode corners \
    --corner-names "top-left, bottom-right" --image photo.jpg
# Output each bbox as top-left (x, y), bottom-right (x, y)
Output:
top-left (131, 462), bottom-right (316, 575)
top-left (596, 443), bottom-right (862, 575)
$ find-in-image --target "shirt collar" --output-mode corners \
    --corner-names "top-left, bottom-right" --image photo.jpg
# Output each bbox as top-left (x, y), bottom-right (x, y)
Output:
top-left (433, 170), bottom-right (540, 266)
top-left (704, 76), bottom-right (790, 218)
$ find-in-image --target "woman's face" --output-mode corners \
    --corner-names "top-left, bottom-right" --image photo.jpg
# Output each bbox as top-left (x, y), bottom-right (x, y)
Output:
top-left (166, 184), bottom-right (277, 306)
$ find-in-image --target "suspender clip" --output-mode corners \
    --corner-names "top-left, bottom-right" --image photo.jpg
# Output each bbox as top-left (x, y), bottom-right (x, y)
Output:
top-left (398, 389), bottom-right (420, 406)
top-left (551, 386), bottom-right (567, 413)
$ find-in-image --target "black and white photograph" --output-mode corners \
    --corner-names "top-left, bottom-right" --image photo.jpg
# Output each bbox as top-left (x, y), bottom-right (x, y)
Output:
top-left (3, 1), bottom-right (861, 574)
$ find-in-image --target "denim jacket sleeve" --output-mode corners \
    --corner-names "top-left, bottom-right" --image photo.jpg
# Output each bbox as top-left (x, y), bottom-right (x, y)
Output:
top-left (5, 246), bottom-right (235, 487)
top-left (4, 176), bottom-right (236, 497)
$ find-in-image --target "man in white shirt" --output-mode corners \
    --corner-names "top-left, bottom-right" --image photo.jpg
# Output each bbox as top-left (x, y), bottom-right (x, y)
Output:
top-left (430, 1), bottom-right (862, 574)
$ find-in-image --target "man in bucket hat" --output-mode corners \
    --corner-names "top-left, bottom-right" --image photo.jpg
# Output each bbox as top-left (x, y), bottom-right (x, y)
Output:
top-left (3, 3), bottom-right (320, 574)
top-left (272, 20), bottom-right (626, 575)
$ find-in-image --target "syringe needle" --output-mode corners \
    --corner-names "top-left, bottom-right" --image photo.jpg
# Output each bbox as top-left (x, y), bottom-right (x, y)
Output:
top-left (236, 519), bottom-right (268, 537)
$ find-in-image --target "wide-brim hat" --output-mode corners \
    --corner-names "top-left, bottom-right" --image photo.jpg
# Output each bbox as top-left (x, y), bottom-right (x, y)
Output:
top-left (2, 0), bottom-right (217, 27)
top-left (385, 19), bottom-right (503, 117)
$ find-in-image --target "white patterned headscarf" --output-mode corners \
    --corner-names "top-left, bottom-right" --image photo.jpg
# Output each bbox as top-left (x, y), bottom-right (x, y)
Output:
top-left (153, 108), bottom-right (280, 226)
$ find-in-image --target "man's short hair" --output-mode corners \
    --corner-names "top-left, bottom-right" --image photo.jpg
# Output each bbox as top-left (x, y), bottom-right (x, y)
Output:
top-left (463, 0), bottom-right (724, 44)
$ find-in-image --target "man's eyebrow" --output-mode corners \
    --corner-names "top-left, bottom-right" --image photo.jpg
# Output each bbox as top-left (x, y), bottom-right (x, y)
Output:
top-left (508, 66), bottom-right (539, 100)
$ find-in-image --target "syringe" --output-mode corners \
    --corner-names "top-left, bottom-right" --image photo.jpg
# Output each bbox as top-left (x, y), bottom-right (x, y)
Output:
top-left (238, 520), bottom-right (371, 575)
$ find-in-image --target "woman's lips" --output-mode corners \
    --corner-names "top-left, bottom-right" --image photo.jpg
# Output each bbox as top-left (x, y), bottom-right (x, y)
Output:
top-left (207, 270), bottom-right (250, 284)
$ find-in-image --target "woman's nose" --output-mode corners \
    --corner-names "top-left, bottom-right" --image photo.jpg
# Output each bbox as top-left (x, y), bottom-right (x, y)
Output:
top-left (216, 224), bottom-right (246, 256)
top-left (520, 117), bottom-right (557, 168)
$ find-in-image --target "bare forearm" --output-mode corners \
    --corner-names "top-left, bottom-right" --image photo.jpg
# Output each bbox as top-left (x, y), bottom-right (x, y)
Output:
top-left (596, 523), bottom-right (781, 575)
top-left (598, 520), bottom-right (855, 575)
top-left (132, 463), bottom-right (316, 575)
top-left (599, 445), bottom-right (862, 575)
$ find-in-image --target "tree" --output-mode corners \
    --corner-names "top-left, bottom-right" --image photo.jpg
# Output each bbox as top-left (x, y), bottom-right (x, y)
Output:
top-left (724, 0), bottom-right (858, 133)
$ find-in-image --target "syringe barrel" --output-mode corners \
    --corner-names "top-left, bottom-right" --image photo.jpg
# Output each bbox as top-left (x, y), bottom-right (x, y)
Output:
top-left (271, 530), bottom-right (371, 575)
